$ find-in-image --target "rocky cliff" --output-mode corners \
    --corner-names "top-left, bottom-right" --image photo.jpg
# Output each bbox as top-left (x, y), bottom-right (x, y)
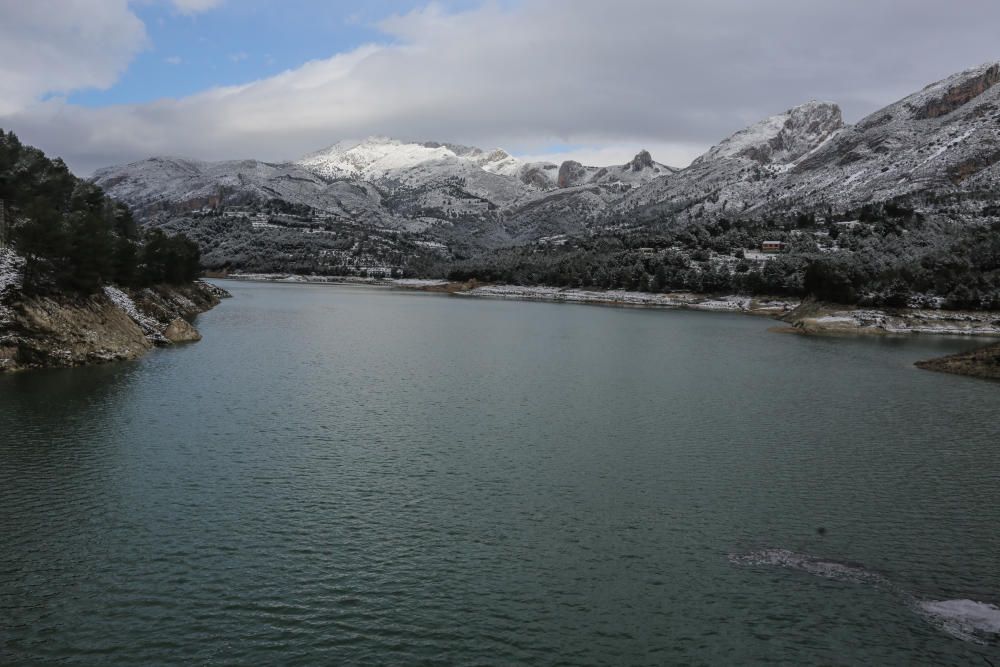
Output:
top-left (0, 279), bottom-right (229, 373)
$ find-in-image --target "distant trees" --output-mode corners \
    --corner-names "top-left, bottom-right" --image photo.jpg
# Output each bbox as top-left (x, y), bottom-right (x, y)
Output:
top-left (1, 129), bottom-right (202, 294)
top-left (434, 210), bottom-right (1000, 310)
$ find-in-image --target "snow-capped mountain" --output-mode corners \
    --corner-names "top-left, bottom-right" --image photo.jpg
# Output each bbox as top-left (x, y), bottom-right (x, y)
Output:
top-left (92, 61), bottom-right (1000, 273)
top-left (691, 101), bottom-right (844, 167)
top-left (298, 137), bottom-right (502, 180)
top-left (622, 62), bottom-right (1000, 222)
top-left (295, 136), bottom-right (671, 192)
top-left (95, 139), bottom-right (676, 239)
top-left (92, 156), bottom-right (391, 226)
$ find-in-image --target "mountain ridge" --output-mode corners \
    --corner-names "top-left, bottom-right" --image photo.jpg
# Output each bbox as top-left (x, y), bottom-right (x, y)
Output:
top-left (90, 61), bottom-right (1000, 278)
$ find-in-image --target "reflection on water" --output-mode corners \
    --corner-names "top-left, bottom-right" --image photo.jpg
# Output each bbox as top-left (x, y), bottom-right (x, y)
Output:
top-left (1, 281), bottom-right (998, 665)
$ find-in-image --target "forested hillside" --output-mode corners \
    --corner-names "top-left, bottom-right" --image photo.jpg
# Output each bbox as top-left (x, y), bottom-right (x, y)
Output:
top-left (438, 205), bottom-right (1000, 310)
top-left (0, 130), bottom-right (201, 295)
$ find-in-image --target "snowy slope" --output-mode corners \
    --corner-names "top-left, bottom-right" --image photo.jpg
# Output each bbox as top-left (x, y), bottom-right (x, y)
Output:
top-left (621, 62), bottom-right (1000, 222)
top-left (692, 101), bottom-right (844, 167)
top-left (94, 60), bottom-right (1000, 262)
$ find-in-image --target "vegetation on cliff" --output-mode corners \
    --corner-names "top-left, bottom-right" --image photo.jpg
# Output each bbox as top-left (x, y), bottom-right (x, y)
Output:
top-left (0, 130), bottom-right (201, 295)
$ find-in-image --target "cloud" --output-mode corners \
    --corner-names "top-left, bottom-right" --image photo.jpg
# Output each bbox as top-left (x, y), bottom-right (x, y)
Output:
top-left (4, 0), bottom-right (1000, 174)
top-left (0, 0), bottom-right (146, 115)
top-left (170, 0), bottom-right (225, 15)
top-left (228, 51), bottom-right (249, 63)
top-left (165, 56), bottom-right (183, 65)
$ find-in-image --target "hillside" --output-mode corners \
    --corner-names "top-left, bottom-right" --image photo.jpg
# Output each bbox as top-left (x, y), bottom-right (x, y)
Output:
top-left (91, 62), bottom-right (1000, 309)
top-left (0, 131), bottom-right (228, 372)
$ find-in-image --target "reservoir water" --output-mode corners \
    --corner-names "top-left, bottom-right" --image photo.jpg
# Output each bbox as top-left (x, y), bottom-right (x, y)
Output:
top-left (1, 281), bottom-right (998, 665)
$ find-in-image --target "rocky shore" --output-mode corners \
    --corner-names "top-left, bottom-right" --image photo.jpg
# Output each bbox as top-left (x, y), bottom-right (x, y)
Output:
top-left (915, 343), bottom-right (1000, 381)
top-left (225, 273), bottom-right (1000, 337)
top-left (0, 280), bottom-right (229, 373)
top-left (448, 283), bottom-right (797, 316)
top-left (777, 300), bottom-right (1000, 337)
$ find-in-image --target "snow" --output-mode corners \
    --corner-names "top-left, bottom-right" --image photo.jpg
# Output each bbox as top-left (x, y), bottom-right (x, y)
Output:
top-left (103, 286), bottom-right (166, 341)
top-left (393, 279), bottom-right (449, 287)
top-left (0, 247), bottom-right (25, 327)
top-left (918, 600), bottom-right (1000, 644)
top-left (695, 101), bottom-right (842, 166)
top-left (842, 169), bottom-right (868, 186)
top-left (298, 136), bottom-right (521, 181)
top-left (915, 128), bottom-right (975, 168)
top-left (460, 285), bottom-right (794, 314)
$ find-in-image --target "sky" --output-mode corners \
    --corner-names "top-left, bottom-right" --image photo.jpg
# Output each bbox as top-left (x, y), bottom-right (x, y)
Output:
top-left (2, 0), bottom-right (1000, 175)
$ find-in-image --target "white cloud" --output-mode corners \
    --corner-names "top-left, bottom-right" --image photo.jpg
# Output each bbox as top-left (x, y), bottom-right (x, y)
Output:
top-left (4, 0), bottom-right (1000, 174)
top-left (0, 0), bottom-right (146, 115)
top-left (165, 56), bottom-right (183, 65)
top-left (228, 51), bottom-right (249, 63)
top-left (170, 0), bottom-right (224, 15)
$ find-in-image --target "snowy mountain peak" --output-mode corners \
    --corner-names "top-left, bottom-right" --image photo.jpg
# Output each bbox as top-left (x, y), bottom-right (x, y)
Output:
top-left (906, 61), bottom-right (1000, 120)
top-left (629, 150), bottom-right (655, 171)
top-left (693, 100), bottom-right (844, 166)
top-left (298, 136), bottom-right (476, 179)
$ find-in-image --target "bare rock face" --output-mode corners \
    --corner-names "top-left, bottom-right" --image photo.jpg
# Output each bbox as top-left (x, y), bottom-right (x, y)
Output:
top-left (916, 63), bottom-right (1000, 119)
top-left (5, 294), bottom-right (153, 369)
top-left (557, 160), bottom-right (588, 188)
top-left (0, 281), bottom-right (226, 372)
top-left (629, 150), bottom-right (655, 171)
top-left (519, 164), bottom-right (557, 189)
top-left (694, 101), bottom-right (844, 167)
top-left (163, 318), bottom-right (202, 343)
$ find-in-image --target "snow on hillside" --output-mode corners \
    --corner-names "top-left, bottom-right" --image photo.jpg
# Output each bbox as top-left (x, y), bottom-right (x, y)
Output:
top-left (693, 101), bottom-right (844, 166)
top-left (103, 286), bottom-right (167, 342)
top-left (298, 137), bottom-right (515, 180)
top-left (0, 247), bottom-right (25, 326)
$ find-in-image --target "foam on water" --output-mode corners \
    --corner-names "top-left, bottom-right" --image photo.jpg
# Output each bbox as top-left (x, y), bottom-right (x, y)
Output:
top-left (917, 599), bottom-right (1000, 644)
top-left (731, 548), bottom-right (1000, 646)
top-left (728, 548), bottom-right (888, 585)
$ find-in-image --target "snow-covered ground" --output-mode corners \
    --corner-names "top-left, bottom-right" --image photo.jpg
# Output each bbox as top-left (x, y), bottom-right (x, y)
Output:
top-left (393, 278), bottom-right (449, 287)
top-left (0, 248), bottom-right (25, 327)
top-left (103, 286), bottom-right (167, 342)
top-left (458, 284), bottom-right (796, 314)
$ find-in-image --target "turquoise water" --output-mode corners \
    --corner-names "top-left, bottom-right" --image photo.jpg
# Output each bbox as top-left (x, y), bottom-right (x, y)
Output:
top-left (1, 281), bottom-right (998, 665)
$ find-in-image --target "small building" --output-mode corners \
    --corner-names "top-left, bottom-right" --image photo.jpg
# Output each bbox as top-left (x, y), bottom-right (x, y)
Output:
top-left (761, 241), bottom-right (785, 254)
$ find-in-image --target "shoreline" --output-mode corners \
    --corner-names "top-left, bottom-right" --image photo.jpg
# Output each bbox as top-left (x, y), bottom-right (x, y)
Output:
top-left (915, 343), bottom-right (1000, 381)
top-left (222, 273), bottom-right (1000, 337)
top-left (0, 281), bottom-right (230, 373)
top-left (222, 274), bottom-right (1000, 381)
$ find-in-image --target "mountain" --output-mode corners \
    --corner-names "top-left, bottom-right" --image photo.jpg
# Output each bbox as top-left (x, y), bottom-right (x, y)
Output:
top-left (92, 156), bottom-right (391, 226)
top-left (621, 62), bottom-right (1000, 223)
top-left (93, 138), bottom-right (676, 271)
top-left (92, 62), bottom-right (1000, 279)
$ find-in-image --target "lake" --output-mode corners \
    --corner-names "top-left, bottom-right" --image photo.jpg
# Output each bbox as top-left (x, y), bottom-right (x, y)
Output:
top-left (1, 281), bottom-right (998, 665)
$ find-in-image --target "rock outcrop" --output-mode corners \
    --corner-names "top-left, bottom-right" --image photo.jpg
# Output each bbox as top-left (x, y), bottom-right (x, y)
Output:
top-left (0, 281), bottom-right (229, 372)
top-left (916, 342), bottom-right (1000, 381)
top-left (916, 63), bottom-right (1000, 119)
top-left (163, 318), bottom-right (202, 343)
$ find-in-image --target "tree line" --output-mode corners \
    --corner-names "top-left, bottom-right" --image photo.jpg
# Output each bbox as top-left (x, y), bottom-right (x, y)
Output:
top-left (434, 207), bottom-right (1000, 310)
top-left (0, 130), bottom-right (201, 294)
